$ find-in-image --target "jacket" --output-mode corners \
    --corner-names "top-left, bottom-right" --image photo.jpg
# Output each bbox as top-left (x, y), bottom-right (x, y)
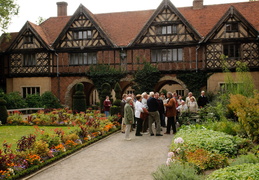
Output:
top-left (124, 103), bottom-right (134, 124)
top-left (164, 98), bottom-right (177, 117)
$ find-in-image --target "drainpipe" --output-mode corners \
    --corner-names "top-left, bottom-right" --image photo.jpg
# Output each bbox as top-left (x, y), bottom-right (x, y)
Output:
top-left (195, 44), bottom-right (200, 72)
top-left (55, 52), bottom-right (61, 101)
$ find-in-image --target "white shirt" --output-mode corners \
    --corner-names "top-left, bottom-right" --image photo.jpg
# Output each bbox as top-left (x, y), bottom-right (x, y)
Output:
top-left (135, 101), bottom-right (144, 118)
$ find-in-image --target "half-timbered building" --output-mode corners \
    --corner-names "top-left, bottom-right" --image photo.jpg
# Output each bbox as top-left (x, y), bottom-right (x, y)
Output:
top-left (0, 0), bottom-right (259, 107)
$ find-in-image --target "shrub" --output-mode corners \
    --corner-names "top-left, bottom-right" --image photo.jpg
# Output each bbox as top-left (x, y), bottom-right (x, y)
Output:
top-left (152, 162), bottom-right (201, 180)
top-left (3, 91), bottom-right (27, 109)
top-left (26, 94), bottom-right (42, 108)
top-left (230, 153), bottom-right (259, 166)
top-left (172, 127), bottom-right (247, 156)
top-left (228, 92), bottom-right (259, 142)
top-left (206, 163), bottom-right (259, 180)
top-left (0, 94), bottom-right (8, 124)
top-left (32, 140), bottom-right (50, 157)
top-left (41, 91), bottom-right (62, 109)
top-left (113, 82), bottom-right (122, 106)
top-left (72, 83), bottom-right (86, 112)
top-left (40, 134), bottom-right (61, 149)
top-left (110, 105), bottom-right (121, 116)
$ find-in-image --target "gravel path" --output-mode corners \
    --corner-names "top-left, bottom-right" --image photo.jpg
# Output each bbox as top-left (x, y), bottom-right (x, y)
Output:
top-left (25, 127), bottom-right (173, 180)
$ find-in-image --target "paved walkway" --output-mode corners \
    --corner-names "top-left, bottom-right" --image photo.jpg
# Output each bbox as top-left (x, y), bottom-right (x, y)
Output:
top-left (25, 127), bottom-right (174, 180)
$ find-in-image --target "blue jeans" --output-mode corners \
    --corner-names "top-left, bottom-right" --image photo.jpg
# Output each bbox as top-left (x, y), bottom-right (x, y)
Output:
top-left (104, 111), bottom-right (109, 117)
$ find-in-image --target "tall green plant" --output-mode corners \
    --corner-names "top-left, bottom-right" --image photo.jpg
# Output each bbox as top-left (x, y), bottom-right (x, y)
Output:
top-left (72, 83), bottom-right (86, 112)
top-left (0, 94), bottom-right (8, 124)
top-left (3, 91), bottom-right (27, 109)
top-left (133, 62), bottom-right (160, 94)
top-left (41, 91), bottom-right (62, 109)
top-left (26, 94), bottom-right (42, 108)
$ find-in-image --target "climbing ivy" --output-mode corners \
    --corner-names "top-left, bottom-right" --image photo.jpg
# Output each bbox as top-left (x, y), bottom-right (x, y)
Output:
top-left (177, 71), bottom-right (212, 96)
top-left (133, 62), bottom-right (161, 94)
top-left (86, 64), bottom-right (125, 94)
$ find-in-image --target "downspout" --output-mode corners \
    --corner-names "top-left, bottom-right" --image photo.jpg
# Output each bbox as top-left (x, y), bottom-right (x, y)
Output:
top-left (196, 44), bottom-right (201, 72)
top-left (55, 52), bottom-right (60, 101)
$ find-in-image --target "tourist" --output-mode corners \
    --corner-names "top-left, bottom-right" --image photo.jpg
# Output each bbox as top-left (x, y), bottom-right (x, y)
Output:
top-left (164, 92), bottom-right (177, 134)
top-left (141, 92), bottom-right (149, 134)
top-left (197, 90), bottom-right (209, 108)
top-left (188, 96), bottom-right (198, 114)
top-left (147, 92), bottom-right (163, 136)
top-left (155, 92), bottom-right (165, 128)
top-left (177, 95), bottom-right (183, 105)
top-left (124, 97), bottom-right (134, 141)
top-left (186, 92), bottom-right (196, 105)
top-left (120, 94), bottom-right (127, 133)
top-left (103, 96), bottom-right (111, 117)
top-left (176, 100), bottom-right (188, 115)
top-left (134, 94), bottom-right (144, 136)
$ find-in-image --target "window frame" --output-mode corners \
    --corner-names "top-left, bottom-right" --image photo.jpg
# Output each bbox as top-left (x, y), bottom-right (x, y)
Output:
top-left (225, 23), bottom-right (238, 33)
top-left (223, 44), bottom-right (240, 60)
top-left (69, 52), bottom-right (97, 66)
top-left (157, 24), bottom-right (178, 35)
top-left (23, 36), bottom-right (33, 44)
top-left (73, 30), bottom-right (92, 40)
top-left (22, 87), bottom-right (40, 98)
top-left (151, 48), bottom-right (183, 62)
top-left (23, 53), bottom-right (37, 67)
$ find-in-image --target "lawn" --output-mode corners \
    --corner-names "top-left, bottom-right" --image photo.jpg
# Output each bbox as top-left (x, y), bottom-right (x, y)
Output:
top-left (0, 125), bottom-right (79, 150)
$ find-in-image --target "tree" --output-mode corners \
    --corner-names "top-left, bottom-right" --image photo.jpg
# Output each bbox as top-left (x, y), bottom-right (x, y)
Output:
top-left (0, 0), bottom-right (19, 33)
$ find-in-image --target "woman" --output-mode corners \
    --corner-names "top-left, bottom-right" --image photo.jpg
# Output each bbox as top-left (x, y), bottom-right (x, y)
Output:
top-left (164, 92), bottom-right (177, 134)
top-left (103, 96), bottom-right (111, 117)
top-left (134, 94), bottom-right (144, 136)
top-left (188, 96), bottom-right (198, 114)
top-left (124, 97), bottom-right (134, 141)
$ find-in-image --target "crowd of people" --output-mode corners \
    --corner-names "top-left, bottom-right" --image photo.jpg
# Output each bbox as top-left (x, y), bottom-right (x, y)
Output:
top-left (104, 90), bottom-right (209, 141)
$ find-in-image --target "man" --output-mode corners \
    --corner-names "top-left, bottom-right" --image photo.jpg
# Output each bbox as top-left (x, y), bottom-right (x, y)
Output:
top-left (164, 92), bottom-right (177, 134)
top-left (155, 92), bottom-right (165, 128)
top-left (185, 92), bottom-right (196, 105)
top-left (141, 92), bottom-right (149, 134)
top-left (197, 91), bottom-right (209, 108)
top-left (147, 92), bottom-right (163, 136)
top-left (124, 97), bottom-right (134, 141)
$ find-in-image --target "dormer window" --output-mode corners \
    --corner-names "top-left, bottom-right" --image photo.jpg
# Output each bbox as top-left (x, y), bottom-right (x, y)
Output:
top-left (226, 23), bottom-right (238, 32)
top-left (23, 54), bottom-right (36, 66)
top-left (24, 36), bottom-right (33, 44)
top-left (157, 25), bottom-right (178, 35)
top-left (73, 30), bottom-right (92, 40)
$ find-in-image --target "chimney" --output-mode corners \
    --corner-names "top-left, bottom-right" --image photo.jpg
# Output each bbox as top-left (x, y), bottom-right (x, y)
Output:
top-left (57, 2), bottom-right (68, 16)
top-left (193, 0), bottom-right (203, 10)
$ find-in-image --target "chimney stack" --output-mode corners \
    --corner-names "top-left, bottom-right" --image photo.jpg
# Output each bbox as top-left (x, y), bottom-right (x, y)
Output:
top-left (193, 0), bottom-right (204, 10)
top-left (57, 2), bottom-right (68, 16)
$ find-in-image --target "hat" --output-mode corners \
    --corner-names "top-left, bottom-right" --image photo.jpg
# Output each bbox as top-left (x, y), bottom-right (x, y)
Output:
top-left (126, 97), bottom-right (132, 103)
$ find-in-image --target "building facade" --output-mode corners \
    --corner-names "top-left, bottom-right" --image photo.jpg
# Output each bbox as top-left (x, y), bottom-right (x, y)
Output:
top-left (0, 0), bottom-right (258, 107)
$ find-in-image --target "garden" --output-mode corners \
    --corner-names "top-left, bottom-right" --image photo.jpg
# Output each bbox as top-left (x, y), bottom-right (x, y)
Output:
top-left (153, 65), bottom-right (259, 180)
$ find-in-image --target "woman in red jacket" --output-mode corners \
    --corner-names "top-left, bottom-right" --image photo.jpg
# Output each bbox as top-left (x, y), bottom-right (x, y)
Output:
top-left (103, 96), bottom-right (111, 117)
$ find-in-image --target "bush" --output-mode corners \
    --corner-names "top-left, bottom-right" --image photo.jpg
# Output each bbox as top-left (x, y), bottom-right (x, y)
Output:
top-left (3, 91), bottom-right (27, 109)
top-left (0, 95), bottom-right (8, 124)
top-left (26, 94), bottom-right (42, 108)
top-left (41, 91), bottom-right (62, 109)
top-left (172, 126), bottom-right (248, 156)
top-left (110, 105), bottom-right (121, 116)
top-left (152, 162), bottom-right (201, 180)
top-left (230, 153), bottom-right (259, 166)
top-left (72, 83), bottom-right (86, 112)
top-left (206, 163), bottom-right (259, 180)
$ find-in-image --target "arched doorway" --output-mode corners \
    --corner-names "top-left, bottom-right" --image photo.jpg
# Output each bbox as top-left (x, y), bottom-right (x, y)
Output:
top-left (65, 78), bottom-right (98, 108)
top-left (155, 76), bottom-right (189, 97)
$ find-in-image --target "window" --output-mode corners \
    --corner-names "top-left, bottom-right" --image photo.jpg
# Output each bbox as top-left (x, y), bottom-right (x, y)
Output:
top-left (223, 44), bottom-right (240, 59)
top-left (157, 25), bottom-right (178, 35)
top-left (24, 36), bottom-right (33, 44)
top-left (176, 90), bottom-right (184, 97)
top-left (70, 53), bottom-right (97, 65)
top-left (23, 54), bottom-right (36, 66)
top-left (73, 30), bottom-right (92, 40)
top-left (151, 48), bottom-right (183, 62)
top-left (22, 87), bottom-right (40, 98)
top-left (226, 23), bottom-right (238, 32)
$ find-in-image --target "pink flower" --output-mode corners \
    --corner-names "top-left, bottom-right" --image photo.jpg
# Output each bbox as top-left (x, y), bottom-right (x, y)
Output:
top-left (174, 137), bottom-right (184, 144)
top-left (166, 158), bottom-right (172, 166)
top-left (167, 152), bottom-right (175, 158)
top-left (176, 148), bottom-right (181, 153)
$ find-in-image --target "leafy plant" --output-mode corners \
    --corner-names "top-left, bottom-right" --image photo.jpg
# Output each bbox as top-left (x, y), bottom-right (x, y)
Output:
top-left (206, 163), bottom-right (259, 180)
top-left (72, 83), bottom-right (86, 112)
top-left (0, 94), bottom-right (8, 124)
top-left (230, 153), bottom-right (259, 166)
top-left (133, 62), bottom-right (160, 94)
top-left (17, 134), bottom-right (36, 152)
top-left (3, 91), bottom-right (27, 109)
top-left (152, 161), bottom-right (201, 180)
top-left (41, 91), bottom-right (62, 109)
top-left (26, 94), bottom-right (42, 108)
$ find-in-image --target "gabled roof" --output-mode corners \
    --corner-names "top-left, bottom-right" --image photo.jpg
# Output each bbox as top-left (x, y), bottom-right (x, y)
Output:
top-left (202, 6), bottom-right (259, 42)
top-left (52, 4), bottom-right (115, 48)
top-left (6, 21), bottom-right (54, 51)
top-left (179, 1), bottom-right (259, 38)
top-left (131, 0), bottom-right (202, 46)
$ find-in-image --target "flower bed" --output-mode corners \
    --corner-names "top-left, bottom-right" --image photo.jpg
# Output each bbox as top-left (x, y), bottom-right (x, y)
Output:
top-left (0, 109), bottom-right (120, 180)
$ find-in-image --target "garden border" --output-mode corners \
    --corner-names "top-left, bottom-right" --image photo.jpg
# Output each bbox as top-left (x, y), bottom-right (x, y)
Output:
top-left (8, 127), bottom-right (120, 180)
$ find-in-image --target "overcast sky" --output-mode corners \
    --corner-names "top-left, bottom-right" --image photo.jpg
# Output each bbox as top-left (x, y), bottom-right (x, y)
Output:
top-left (7, 0), bottom-right (248, 33)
